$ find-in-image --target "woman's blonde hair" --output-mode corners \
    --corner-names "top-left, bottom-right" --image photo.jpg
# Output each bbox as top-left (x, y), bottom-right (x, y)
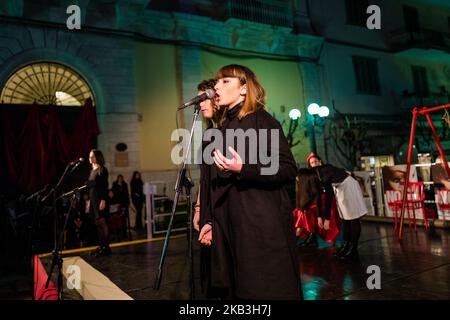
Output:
top-left (215, 64), bottom-right (266, 120)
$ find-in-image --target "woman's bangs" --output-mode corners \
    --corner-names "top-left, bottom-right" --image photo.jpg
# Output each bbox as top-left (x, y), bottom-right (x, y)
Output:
top-left (216, 65), bottom-right (245, 82)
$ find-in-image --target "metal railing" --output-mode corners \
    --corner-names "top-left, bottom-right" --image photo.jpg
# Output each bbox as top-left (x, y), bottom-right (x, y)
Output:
top-left (226, 0), bottom-right (293, 27)
top-left (387, 28), bottom-right (450, 51)
top-left (398, 92), bottom-right (450, 110)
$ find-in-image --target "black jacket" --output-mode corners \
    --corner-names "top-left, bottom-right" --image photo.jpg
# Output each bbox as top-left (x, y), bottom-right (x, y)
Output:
top-left (88, 166), bottom-right (109, 219)
top-left (209, 104), bottom-right (301, 299)
top-left (130, 179), bottom-right (144, 204)
top-left (314, 164), bottom-right (349, 219)
top-left (199, 129), bottom-right (214, 229)
top-left (296, 168), bottom-right (320, 211)
top-left (112, 181), bottom-right (130, 207)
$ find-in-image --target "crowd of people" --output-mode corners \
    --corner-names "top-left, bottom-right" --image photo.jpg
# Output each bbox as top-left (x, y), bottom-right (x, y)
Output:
top-left (41, 150), bottom-right (147, 256)
top-left (69, 152), bottom-right (146, 256)
top-left (0, 151), bottom-right (148, 271)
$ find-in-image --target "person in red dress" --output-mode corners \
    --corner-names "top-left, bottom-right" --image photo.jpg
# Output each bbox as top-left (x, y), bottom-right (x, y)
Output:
top-left (293, 153), bottom-right (340, 246)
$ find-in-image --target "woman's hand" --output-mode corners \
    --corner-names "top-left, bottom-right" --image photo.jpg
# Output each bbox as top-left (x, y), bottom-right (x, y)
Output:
top-left (317, 217), bottom-right (323, 229)
top-left (213, 147), bottom-right (243, 173)
top-left (198, 224), bottom-right (212, 246)
top-left (99, 200), bottom-right (106, 211)
top-left (75, 218), bottom-right (82, 228)
top-left (323, 219), bottom-right (330, 230)
top-left (193, 206), bottom-right (200, 232)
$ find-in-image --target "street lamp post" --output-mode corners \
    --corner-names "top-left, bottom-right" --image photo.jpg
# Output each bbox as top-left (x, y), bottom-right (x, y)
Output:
top-left (307, 103), bottom-right (329, 154)
top-left (307, 115), bottom-right (318, 154)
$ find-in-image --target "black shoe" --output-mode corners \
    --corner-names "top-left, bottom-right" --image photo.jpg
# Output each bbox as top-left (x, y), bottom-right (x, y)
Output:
top-left (302, 233), bottom-right (318, 247)
top-left (340, 242), bottom-right (359, 259)
top-left (296, 237), bottom-right (304, 246)
top-left (99, 246), bottom-right (112, 256)
top-left (335, 241), bottom-right (350, 257)
top-left (90, 247), bottom-right (103, 256)
top-left (90, 246), bottom-right (112, 257)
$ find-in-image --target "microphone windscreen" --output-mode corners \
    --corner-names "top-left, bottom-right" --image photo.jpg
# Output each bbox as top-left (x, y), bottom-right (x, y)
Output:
top-left (205, 88), bottom-right (215, 99)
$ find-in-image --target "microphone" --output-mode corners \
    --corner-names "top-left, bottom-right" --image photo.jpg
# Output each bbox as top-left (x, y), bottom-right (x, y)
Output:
top-left (70, 157), bottom-right (84, 166)
top-left (69, 158), bottom-right (85, 174)
top-left (178, 89), bottom-right (215, 110)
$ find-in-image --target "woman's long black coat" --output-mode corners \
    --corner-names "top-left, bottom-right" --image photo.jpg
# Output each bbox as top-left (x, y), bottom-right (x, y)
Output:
top-left (208, 105), bottom-right (301, 299)
top-left (88, 166), bottom-right (109, 219)
top-left (198, 127), bottom-right (218, 298)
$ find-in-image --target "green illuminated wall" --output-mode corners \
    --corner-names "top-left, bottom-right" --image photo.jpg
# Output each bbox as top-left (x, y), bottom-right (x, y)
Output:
top-left (135, 42), bottom-right (180, 171)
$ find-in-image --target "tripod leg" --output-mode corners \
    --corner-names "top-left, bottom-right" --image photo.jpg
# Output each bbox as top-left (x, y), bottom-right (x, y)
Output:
top-left (57, 254), bottom-right (63, 300)
top-left (45, 252), bottom-right (57, 289)
top-left (185, 192), bottom-right (195, 300)
top-left (29, 199), bottom-right (40, 300)
top-left (127, 209), bottom-right (132, 240)
top-left (59, 202), bottom-right (76, 299)
top-left (154, 189), bottom-right (183, 290)
top-left (45, 200), bottom-right (59, 291)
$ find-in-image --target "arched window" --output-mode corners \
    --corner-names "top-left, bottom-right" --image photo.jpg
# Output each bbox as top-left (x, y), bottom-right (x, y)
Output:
top-left (1, 62), bottom-right (94, 106)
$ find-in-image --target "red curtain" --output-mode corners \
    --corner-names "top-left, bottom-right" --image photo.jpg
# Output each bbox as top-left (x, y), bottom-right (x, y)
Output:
top-left (72, 98), bottom-right (100, 159)
top-left (1, 109), bottom-right (18, 184)
top-left (1, 99), bottom-right (100, 194)
top-left (45, 108), bottom-right (72, 182)
top-left (17, 103), bottom-right (48, 193)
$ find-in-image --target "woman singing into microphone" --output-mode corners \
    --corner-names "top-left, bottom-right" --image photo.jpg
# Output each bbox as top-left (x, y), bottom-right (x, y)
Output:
top-left (203, 64), bottom-right (301, 299)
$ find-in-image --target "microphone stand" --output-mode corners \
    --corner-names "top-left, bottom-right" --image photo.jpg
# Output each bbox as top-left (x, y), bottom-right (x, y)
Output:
top-left (27, 185), bottom-right (49, 300)
top-left (154, 103), bottom-right (199, 300)
top-left (52, 185), bottom-right (86, 291)
top-left (41, 162), bottom-right (74, 300)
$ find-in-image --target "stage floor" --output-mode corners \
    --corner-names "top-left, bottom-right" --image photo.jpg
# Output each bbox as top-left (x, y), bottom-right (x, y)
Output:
top-left (39, 221), bottom-right (450, 300)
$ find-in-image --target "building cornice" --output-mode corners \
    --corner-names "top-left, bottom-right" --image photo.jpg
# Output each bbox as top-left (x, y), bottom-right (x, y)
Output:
top-left (0, 2), bottom-right (324, 61)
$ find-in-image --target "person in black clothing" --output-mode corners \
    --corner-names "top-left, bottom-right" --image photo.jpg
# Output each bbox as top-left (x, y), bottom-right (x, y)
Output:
top-left (87, 149), bottom-right (111, 256)
top-left (112, 174), bottom-right (130, 236)
top-left (194, 78), bottom-right (222, 238)
top-left (130, 171), bottom-right (144, 230)
top-left (294, 167), bottom-right (320, 246)
top-left (107, 188), bottom-right (126, 242)
top-left (203, 64), bottom-right (301, 299)
top-left (295, 153), bottom-right (341, 247)
top-left (313, 159), bottom-right (367, 258)
top-left (112, 174), bottom-right (130, 210)
top-left (192, 78), bottom-right (228, 299)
